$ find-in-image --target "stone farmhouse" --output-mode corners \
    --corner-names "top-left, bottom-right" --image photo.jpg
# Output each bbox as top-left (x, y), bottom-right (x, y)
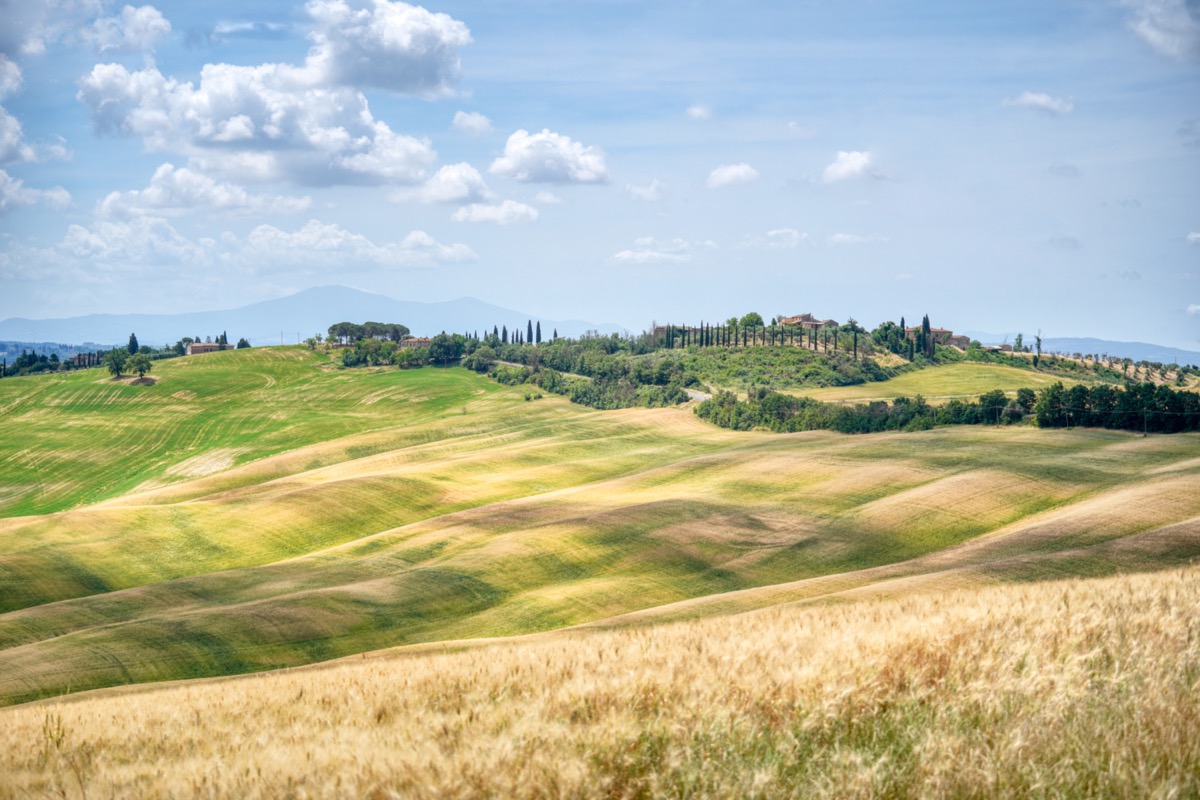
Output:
top-left (905, 326), bottom-right (971, 349)
top-left (185, 342), bottom-right (223, 355)
top-left (779, 313), bottom-right (839, 329)
top-left (399, 337), bottom-right (432, 349)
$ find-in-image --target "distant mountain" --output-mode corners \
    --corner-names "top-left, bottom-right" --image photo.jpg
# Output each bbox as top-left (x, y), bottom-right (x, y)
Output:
top-left (965, 331), bottom-right (1200, 367)
top-left (0, 286), bottom-right (626, 347)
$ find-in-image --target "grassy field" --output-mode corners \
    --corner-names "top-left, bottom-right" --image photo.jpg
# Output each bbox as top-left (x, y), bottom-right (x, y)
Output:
top-left (1, 347), bottom-right (1198, 707)
top-left (2, 567), bottom-right (1196, 799)
top-left (796, 362), bottom-right (1077, 404)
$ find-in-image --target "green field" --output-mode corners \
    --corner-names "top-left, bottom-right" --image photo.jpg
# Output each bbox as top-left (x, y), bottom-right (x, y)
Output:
top-left (796, 362), bottom-right (1076, 403)
top-left (1, 347), bottom-right (1198, 706)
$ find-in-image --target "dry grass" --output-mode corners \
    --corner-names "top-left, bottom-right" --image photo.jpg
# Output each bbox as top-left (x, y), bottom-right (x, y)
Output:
top-left (1, 567), bottom-right (1196, 799)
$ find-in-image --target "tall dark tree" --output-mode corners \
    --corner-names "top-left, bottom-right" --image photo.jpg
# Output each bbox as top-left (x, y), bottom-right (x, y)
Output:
top-left (527, 319), bottom-right (534, 344)
top-left (127, 332), bottom-right (139, 355)
top-left (502, 325), bottom-right (508, 344)
top-left (535, 321), bottom-right (542, 344)
top-left (845, 318), bottom-right (861, 359)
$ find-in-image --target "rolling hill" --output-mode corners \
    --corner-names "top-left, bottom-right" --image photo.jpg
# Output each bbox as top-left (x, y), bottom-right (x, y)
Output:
top-left (1, 346), bottom-right (1198, 708)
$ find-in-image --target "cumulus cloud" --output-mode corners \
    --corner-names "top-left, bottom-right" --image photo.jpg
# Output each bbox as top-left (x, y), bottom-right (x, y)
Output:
top-left (98, 163), bottom-right (311, 218)
top-left (0, 0), bottom-right (104, 56)
top-left (77, 61), bottom-right (437, 185)
top-left (304, 0), bottom-right (471, 96)
top-left (389, 162), bottom-right (491, 204)
top-left (1119, 0), bottom-right (1200, 60)
top-left (706, 163), bottom-right (759, 188)
top-left (74, 1), bottom-right (471, 186)
top-left (0, 169), bottom-right (71, 213)
top-left (489, 129), bottom-right (608, 184)
top-left (534, 191), bottom-right (562, 205)
top-left (827, 233), bottom-right (888, 246)
top-left (626, 179), bottom-right (666, 202)
top-left (686, 105), bottom-right (711, 120)
top-left (821, 151), bottom-right (872, 183)
top-left (612, 236), bottom-right (712, 265)
top-left (1188, 303), bottom-right (1200, 314)
top-left (0, 106), bottom-right (34, 164)
top-left (84, 5), bottom-right (171, 53)
top-left (452, 199), bottom-right (538, 224)
top-left (1004, 91), bottom-right (1074, 115)
top-left (1188, 232), bottom-right (1200, 244)
top-left (737, 228), bottom-right (808, 251)
top-left (452, 110), bottom-right (492, 134)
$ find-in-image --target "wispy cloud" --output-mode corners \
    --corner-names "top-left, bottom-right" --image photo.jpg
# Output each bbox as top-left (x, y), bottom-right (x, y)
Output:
top-left (1004, 91), bottom-right (1074, 115)
top-left (452, 199), bottom-right (538, 224)
top-left (1119, 0), bottom-right (1200, 61)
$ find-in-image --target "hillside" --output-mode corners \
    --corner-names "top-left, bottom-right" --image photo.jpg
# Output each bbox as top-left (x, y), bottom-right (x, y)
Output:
top-left (1, 347), bottom-right (1198, 706)
top-left (2, 567), bottom-right (1196, 798)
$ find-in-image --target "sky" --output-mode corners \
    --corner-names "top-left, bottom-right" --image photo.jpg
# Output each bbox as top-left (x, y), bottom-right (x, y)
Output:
top-left (0, 0), bottom-right (1198, 348)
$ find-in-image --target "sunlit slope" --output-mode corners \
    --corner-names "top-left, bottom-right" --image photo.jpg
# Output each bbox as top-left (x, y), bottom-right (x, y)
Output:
top-left (0, 347), bottom-right (530, 518)
top-left (2, 409), bottom-right (1197, 704)
top-left (798, 362), bottom-right (1077, 403)
top-left (3, 568), bottom-right (1196, 799)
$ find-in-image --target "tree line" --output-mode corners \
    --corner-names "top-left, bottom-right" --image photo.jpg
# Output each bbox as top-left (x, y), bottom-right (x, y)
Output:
top-left (694, 382), bottom-right (1200, 435)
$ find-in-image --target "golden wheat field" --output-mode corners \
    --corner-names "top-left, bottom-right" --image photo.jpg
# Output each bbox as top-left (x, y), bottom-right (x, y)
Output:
top-left (2, 566), bottom-right (1197, 799)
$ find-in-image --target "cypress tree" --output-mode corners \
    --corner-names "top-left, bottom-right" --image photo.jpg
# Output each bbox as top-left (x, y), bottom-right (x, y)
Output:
top-left (127, 332), bottom-right (139, 355)
top-left (502, 325), bottom-right (508, 344)
top-left (535, 321), bottom-right (541, 344)
top-left (527, 320), bottom-right (534, 344)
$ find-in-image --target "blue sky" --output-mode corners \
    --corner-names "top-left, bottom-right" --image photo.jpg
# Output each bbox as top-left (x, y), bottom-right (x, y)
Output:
top-left (0, 0), bottom-right (1198, 347)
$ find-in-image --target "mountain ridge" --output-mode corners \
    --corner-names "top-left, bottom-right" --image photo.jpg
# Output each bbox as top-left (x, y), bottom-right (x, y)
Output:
top-left (0, 286), bottom-right (627, 346)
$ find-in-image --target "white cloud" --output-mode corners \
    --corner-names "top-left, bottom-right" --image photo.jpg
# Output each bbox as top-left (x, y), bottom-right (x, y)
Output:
top-left (303, 0), bottom-right (472, 95)
top-left (243, 220), bottom-right (475, 269)
top-left (84, 5), bottom-right (171, 53)
top-left (1003, 91), bottom-right (1075, 115)
top-left (686, 105), bottom-right (711, 120)
top-left (827, 233), bottom-right (888, 246)
top-left (1188, 303), bottom-right (1200, 314)
top-left (534, 191), bottom-right (562, 205)
top-left (73, 1), bottom-right (471, 186)
top-left (0, 56), bottom-right (21, 99)
top-left (0, 169), bottom-right (71, 213)
top-left (1, 215), bottom-right (473, 280)
top-left (612, 236), bottom-right (705, 264)
top-left (452, 199), bottom-right (538, 224)
top-left (489, 129), bottom-right (608, 184)
top-left (62, 216), bottom-right (202, 262)
top-left (706, 163), bottom-right (759, 188)
top-left (390, 162), bottom-right (491, 204)
top-left (98, 163), bottom-right (311, 218)
top-left (0, 106), bottom-right (34, 164)
top-left (1119, 0), bottom-right (1200, 60)
top-left (821, 151), bottom-right (872, 183)
top-left (625, 179), bottom-right (666, 202)
top-left (1188, 232), bottom-right (1200, 244)
top-left (737, 228), bottom-right (808, 251)
top-left (77, 61), bottom-right (437, 185)
top-left (0, 0), bottom-right (104, 56)
top-left (452, 111), bottom-right (492, 134)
